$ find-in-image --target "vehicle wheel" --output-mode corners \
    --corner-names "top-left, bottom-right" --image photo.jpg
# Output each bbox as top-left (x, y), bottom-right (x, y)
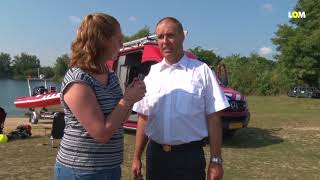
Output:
top-left (30, 111), bottom-right (39, 124)
top-left (223, 130), bottom-right (236, 139)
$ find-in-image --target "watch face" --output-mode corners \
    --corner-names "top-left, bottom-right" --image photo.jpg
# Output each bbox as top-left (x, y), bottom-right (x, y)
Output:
top-left (211, 157), bottom-right (223, 164)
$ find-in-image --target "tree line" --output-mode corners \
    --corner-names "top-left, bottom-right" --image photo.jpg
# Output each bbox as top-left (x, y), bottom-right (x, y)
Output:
top-left (0, 52), bottom-right (69, 82)
top-left (0, 26), bottom-right (153, 82)
top-left (0, 0), bottom-right (318, 95)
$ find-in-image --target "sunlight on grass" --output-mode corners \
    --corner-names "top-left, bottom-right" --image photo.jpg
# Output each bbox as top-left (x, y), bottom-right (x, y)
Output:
top-left (0, 96), bottom-right (319, 179)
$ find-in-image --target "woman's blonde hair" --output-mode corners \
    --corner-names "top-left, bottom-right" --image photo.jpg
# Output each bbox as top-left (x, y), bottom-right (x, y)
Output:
top-left (70, 12), bottom-right (119, 74)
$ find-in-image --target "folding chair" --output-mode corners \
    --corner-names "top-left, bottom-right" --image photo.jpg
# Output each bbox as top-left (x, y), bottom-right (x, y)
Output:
top-left (50, 112), bottom-right (65, 147)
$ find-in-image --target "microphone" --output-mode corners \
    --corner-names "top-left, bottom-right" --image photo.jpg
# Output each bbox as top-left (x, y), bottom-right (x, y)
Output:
top-left (137, 74), bottom-right (145, 81)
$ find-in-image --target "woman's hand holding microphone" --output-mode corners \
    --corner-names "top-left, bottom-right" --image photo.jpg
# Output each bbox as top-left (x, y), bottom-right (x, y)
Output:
top-left (122, 76), bottom-right (146, 107)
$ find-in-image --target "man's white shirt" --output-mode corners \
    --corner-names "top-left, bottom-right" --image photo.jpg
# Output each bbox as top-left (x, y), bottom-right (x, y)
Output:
top-left (133, 54), bottom-right (230, 145)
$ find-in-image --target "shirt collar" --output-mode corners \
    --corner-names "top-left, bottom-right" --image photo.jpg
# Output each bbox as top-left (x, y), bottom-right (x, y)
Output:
top-left (159, 54), bottom-right (189, 72)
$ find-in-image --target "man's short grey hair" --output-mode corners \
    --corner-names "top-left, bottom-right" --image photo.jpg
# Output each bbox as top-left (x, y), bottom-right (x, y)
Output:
top-left (156, 17), bottom-right (184, 33)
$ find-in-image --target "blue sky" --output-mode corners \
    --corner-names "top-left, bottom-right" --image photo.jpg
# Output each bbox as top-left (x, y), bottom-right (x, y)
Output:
top-left (0, 0), bottom-right (297, 66)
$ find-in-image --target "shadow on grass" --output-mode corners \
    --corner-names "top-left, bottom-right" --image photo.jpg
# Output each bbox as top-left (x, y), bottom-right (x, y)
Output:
top-left (223, 127), bottom-right (283, 148)
top-left (37, 121), bottom-right (53, 125)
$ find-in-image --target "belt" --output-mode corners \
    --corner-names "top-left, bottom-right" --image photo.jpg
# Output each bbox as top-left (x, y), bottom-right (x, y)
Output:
top-left (150, 139), bottom-right (206, 152)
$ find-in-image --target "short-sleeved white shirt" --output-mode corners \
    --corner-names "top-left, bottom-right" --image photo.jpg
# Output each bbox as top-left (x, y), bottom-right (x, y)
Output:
top-left (133, 54), bottom-right (229, 145)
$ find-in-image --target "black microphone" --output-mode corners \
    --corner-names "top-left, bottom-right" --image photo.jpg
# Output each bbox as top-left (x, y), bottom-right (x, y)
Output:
top-left (137, 74), bottom-right (145, 81)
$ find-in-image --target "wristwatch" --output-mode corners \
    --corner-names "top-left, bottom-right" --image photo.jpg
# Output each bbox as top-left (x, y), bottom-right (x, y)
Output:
top-left (210, 156), bottom-right (223, 165)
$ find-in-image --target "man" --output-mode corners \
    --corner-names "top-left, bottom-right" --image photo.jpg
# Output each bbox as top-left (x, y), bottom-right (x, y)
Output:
top-left (131, 17), bottom-right (230, 180)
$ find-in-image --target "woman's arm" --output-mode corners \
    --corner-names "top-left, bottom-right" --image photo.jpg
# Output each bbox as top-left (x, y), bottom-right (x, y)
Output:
top-left (64, 82), bottom-right (144, 143)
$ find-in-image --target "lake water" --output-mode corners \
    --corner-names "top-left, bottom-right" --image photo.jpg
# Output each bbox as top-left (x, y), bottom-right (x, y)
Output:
top-left (0, 79), bottom-right (61, 116)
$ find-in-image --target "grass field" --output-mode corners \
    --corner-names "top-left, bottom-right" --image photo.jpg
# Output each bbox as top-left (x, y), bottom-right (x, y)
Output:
top-left (0, 96), bottom-right (319, 180)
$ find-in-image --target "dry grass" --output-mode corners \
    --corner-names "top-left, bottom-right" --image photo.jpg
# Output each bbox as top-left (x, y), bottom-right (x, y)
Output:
top-left (0, 96), bottom-right (319, 180)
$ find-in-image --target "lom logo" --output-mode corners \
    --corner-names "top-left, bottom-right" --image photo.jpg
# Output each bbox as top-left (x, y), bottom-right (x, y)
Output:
top-left (288, 11), bottom-right (306, 18)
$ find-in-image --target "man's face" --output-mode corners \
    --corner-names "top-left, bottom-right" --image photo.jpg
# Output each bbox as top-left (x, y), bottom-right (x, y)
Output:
top-left (156, 20), bottom-right (184, 64)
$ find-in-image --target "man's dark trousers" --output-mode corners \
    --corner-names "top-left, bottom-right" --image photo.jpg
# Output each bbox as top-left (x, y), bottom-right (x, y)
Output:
top-left (146, 140), bottom-right (206, 180)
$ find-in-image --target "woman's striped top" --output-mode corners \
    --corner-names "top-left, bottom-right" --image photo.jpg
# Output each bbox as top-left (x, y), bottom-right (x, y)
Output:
top-left (56, 67), bottom-right (124, 170)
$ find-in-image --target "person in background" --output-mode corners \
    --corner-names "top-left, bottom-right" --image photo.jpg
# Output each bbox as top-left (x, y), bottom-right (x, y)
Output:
top-left (54, 12), bottom-right (146, 180)
top-left (0, 107), bottom-right (7, 134)
top-left (131, 17), bottom-right (229, 180)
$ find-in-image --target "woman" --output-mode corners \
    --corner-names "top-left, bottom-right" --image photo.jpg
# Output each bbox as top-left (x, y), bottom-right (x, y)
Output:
top-left (54, 12), bottom-right (146, 180)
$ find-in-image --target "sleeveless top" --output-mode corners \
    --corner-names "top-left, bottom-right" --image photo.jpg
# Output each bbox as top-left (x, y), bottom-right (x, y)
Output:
top-left (56, 67), bottom-right (124, 170)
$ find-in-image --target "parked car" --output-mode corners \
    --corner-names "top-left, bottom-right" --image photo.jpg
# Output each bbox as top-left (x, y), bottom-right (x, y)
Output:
top-left (107, 34), bottom-right (250, 138)
top-left (287, 86), bottom-right (320, 98)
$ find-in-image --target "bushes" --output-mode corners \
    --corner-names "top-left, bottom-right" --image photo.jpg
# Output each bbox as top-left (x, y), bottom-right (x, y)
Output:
top-left (219, 53), bottom-right (302, 96)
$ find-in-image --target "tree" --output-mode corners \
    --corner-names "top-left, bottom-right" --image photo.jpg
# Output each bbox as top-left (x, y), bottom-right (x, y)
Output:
top-left (40, 66), bottom-right (54, 79)
top-left (11, 53), bottom-right (40, 79)
top-left (247, 53), bottom-right (275, 95)
top-left (123, 26), bottom-right (151, 42)
top-left (0, 52), bottom-right (12, 78)
top-left (189, 46), bottom-right (222, 67)
top-left (53, 54), bottom-right (69, 81)
top-left (272, 0), bottom-right (320, 87)
top-left (222, 54), bottom-right (252, 94)
top-left (221, 53), bottom-right (275, 95)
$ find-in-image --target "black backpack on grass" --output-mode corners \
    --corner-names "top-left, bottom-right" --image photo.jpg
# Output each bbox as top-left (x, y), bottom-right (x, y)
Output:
top-left (7, 124), bottom-right (32, 140)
